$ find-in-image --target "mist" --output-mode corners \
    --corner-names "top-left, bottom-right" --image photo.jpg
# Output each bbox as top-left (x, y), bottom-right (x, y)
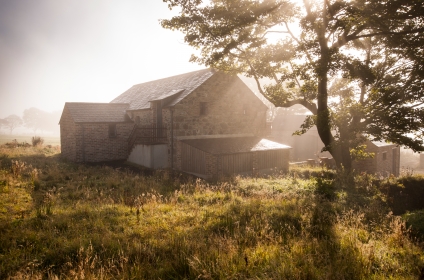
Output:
top-left (0, 0), bottom-right (203, 118)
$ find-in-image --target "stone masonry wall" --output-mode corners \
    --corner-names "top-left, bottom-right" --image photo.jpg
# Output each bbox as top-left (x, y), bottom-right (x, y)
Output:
top-left (375, 145), bottom-right (400, 176)
top-left (73, 122), bottom-right (134, 162)
top-left (60, 107), bottom-right (77, 161)
top-left (165, 72), bottom-right (268, 170)
top-left (353, 143), bottom-right (399, 176)
top-left (128, 110), bottom-right (153, 126)
top-left (352, 144), bottom-right (378, 174)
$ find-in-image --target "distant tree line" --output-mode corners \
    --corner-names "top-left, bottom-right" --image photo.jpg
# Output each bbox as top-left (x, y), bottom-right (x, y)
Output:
top-left (0, 108), bottom-right (61, 135)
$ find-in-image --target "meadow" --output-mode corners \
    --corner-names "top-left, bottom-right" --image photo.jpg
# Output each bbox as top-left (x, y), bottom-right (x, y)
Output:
top-left (0, 135), bottom-right (60, 146)
top-left (0, 141), bottom-right (423, 279)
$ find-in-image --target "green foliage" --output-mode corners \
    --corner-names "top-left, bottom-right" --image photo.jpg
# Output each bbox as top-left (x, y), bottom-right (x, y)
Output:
top-left (161, 0), bottom-right (424, 170)
top-left (380, 175), bottom-right (424, 215)
top-left (350, 144), bottom-right (375, 161)
top-left (0, 145), bottom-right (423, 278)
top-left (403, 210), bottom-right (424, 241)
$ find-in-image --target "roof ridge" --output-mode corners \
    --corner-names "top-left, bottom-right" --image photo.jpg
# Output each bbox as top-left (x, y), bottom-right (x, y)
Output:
top-left (110, 68), bottom-right (217, 110)
top-left (66, 102), bottom-right (129, 105)
top-left (131, 68), bottom-right (212, 87)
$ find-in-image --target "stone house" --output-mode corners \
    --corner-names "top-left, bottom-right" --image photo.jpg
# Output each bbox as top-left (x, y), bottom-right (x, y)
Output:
top-left (60, 69), bottom-right (291, 178)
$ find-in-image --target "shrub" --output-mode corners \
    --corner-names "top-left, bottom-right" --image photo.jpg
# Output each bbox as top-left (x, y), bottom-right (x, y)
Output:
top-left (380, 175), bottom-right (424, 214)
top-left (31, 136), bottom-right (44, 147)
top-left (403, 210), bottom-right (424, 240)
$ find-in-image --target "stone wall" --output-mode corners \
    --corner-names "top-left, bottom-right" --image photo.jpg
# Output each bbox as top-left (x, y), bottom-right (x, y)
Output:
top-left (60, 103), bottom-right (136, 163)
top-left (353, 143), bottom-right (400, 176)
top-left (128, 110), bottom-right (153, 126)
top-left (166, 73), bottom-right (268, 169)
top-left (65, 122), bottom-right (134, 162)
top-left (60, 107), bottom-right (77, 161)
top-left (375, 145), bottom-right (400, 176)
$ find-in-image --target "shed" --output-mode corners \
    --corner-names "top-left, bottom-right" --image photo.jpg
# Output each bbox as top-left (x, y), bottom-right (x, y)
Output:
top-left (179, 136), bottom-right (291, 178)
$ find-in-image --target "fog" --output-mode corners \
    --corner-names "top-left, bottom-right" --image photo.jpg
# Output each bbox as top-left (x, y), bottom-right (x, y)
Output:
top-left (0, 0), bottom-right (203, 119)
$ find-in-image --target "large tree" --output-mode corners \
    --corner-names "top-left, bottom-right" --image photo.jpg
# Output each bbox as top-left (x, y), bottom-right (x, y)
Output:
top-left (4, 115), bottom-right (23, 134)
top-left (23, 107), bottom-right (46, 134)
top-left (161, 0), bottom-right (424, 170)
top-left (23, 108), bottom-right (61, 135)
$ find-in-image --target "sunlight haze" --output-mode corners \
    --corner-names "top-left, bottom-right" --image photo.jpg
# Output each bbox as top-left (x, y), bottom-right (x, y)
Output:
top-left (0, 0), bottom-right (204, 118)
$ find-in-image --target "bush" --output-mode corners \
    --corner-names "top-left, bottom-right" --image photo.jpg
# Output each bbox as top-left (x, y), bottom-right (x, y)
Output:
top-left (31, 136), bottom-right (44, 147)
top-left (403, 210), bottom-right (424, 240)
top-left (380, 175), bottom-right (424, 215)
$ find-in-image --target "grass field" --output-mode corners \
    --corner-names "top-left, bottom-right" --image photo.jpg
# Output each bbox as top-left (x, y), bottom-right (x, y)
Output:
top-left (0, 142), bottom-right (424, 279)
top-left (0, 134), bottom-right (60, 146)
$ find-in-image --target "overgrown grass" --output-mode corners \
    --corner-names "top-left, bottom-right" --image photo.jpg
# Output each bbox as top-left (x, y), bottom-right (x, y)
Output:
top-left (0, 135), bottom-right (60, 146)
top-left (0, 143), bottom-right (423, 279)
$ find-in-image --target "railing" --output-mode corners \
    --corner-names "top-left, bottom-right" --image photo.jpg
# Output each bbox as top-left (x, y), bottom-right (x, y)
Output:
top-left (128, 125), bottom-right (168, 153)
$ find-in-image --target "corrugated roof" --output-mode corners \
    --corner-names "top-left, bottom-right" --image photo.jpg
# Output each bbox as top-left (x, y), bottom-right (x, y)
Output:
top-left (63, 102), bottom-right (131, 123)
top-left (110, 69), bottom-right (215, 110)
top-left (182, 137), bottom-right (291, 155)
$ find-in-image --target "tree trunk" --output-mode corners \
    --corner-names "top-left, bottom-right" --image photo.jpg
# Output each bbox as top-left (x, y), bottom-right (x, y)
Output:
top-left (313, 3), bottom-right (353, 172)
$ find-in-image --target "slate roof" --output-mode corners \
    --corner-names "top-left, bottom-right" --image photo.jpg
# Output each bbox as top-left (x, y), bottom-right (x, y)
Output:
top-left (110, 69), bottom-right (216, 110)
top-left (61, 102), bottom-right (131, 123)
top-left (181, 137), bottom-right (291, 155)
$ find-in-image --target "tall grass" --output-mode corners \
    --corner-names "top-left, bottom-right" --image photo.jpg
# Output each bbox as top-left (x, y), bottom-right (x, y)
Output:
top-left (0, 143), bottom-right (423, 279)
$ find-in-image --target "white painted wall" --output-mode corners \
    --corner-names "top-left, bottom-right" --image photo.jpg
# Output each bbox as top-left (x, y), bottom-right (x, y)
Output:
top-left (128, 144), bottom-right (168, 169)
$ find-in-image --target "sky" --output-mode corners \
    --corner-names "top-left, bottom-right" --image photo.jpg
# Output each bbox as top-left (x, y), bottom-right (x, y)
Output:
top-left (0, 0), bottom-right (205, 119)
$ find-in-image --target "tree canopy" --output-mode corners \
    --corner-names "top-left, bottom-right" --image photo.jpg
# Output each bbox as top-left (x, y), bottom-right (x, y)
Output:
top-left (22, 107), bottom-right (61, 134)
top-left (4, 114), bottom-right (23, 134)
top-left (161, 0), bottom-right (424, 170)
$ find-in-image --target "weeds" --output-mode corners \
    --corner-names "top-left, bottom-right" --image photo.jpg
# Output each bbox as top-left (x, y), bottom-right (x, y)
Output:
top-left (11, 160), bottom-right (25, 177)
top-left (31, 136), bottom-right (44, 147)
top-left (0, 143), bottom-right (423, 279)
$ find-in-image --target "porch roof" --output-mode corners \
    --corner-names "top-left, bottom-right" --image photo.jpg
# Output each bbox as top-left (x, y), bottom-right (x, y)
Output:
top-left (181, 137), bottom-right (291, 155)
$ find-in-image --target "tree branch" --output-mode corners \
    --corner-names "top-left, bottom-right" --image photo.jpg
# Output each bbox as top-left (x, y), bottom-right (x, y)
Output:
top-left (279, 99), bottom-right (318, 115)
top-left (350, 27), bottom-right (424, 41)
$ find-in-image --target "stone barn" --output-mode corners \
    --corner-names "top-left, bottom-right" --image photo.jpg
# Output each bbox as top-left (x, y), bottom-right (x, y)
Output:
top-left (60, 69), bottom-right (291, 178)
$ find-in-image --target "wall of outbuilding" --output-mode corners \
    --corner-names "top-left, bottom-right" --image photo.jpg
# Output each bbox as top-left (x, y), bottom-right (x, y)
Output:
top-left (61, 121), bottom-right (134, 162)
top-left (180, 141), bottom-right (290, 178)
top-left (60, 107), bottom-right (78, 162)
top-left (78, 123), bottom-right (134, 162)
top-left (352, 143), bottom-right (400, 176)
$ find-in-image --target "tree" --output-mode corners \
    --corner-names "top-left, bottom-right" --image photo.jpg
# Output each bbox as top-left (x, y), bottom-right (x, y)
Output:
top-left (4, 114), bottom-right (23, 134)
top-left (22, 108), bottom-right (61, 135)
top-left (23, 107), bottom-right (49, 133)
top-left (0, 118), bottom-right (7, 133)
top-left (23, 107), bottom-right (46, 133)
top-left (161, 0), bottom-right (424, 170)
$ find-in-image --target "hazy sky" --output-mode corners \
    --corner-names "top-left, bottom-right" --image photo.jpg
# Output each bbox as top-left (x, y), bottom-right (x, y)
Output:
top-left (0, 0), bottom-right (204, 118)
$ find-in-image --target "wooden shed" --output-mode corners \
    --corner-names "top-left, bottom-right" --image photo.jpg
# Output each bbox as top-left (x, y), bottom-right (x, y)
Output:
top-left (179, 136), bottom-right (291, 178)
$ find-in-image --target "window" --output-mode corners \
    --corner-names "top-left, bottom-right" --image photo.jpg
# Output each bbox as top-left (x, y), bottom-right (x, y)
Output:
top-left (382, 151), bottom-right (387, 160)
top-left (108, 124), bottom-right (117, 137)
top-left (200, 102), bottom-right (208, 115)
